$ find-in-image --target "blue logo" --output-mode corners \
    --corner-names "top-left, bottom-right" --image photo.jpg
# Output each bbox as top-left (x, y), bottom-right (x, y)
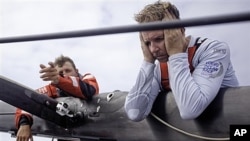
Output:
top-left (201, 61), bottom-right (223, 77)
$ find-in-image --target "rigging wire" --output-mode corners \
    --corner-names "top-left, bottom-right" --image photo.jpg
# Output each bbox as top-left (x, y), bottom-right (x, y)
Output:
top-left (0, 12), bottom-right (249, 43)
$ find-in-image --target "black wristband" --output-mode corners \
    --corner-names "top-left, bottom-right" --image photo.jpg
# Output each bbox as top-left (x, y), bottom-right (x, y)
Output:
top-left (18, 115), bottom-right (32, 128)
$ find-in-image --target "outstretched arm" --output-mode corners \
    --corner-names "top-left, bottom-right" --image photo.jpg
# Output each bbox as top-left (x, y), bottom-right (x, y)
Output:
top-left (39, 62), bottom-right (99, 99)
top-left (54, 73), bottom-right (99, 99)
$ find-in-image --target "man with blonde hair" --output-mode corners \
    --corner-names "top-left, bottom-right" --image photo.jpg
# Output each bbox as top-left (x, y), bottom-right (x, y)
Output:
top-left (125, 1), bottom-right (238, 121)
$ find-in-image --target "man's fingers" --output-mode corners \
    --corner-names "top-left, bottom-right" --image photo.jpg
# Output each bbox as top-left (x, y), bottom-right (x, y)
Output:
top-left (40, 71), bottom-right (58, 79)
top-left (39, 62), bottom-right (55, 73)
top-left (28, 135), bottom-right (33, 141)
top-left (40, 64), bottom-right (46, 69)
top-left (39, 66), bottom-right (57, 73)
top-left (39, 62), bottom-right (59, 83)
top-left (164, 9), bottom-right (175, 21)
top-left (48, 62), bottom-right (55, 68)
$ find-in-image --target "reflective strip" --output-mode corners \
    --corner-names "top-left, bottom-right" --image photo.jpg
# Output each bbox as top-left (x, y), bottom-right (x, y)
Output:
top-left (69, 76), bottom-right (79, 87)
top-left (37, 87), bottom-right (47, 94)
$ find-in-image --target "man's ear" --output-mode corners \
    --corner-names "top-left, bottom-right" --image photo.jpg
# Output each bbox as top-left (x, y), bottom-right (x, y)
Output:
top-left (76, 69), bottom-right (79, 73)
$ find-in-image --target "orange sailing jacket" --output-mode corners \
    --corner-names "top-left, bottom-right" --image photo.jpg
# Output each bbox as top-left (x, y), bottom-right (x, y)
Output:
top-left (15, 73), bottom-right (99, 128)
top-left (160, 37), bottom-right (206, 91)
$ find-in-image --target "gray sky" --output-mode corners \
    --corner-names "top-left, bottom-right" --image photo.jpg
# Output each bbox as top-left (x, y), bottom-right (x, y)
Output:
top-left (0, 0), bottom-right (250, 140)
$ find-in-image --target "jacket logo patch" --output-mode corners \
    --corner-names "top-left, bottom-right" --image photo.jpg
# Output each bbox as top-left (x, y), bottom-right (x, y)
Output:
top-left (69, 76), bottom-right (79, 87)
top-left (213, 49), bottom-right (227, 54)
top-left (201, 61), bottom-right (223, 78)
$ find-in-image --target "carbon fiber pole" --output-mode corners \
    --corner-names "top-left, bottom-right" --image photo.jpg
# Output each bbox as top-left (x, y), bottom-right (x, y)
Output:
top-left (0, 12), bottom-right (249, 43)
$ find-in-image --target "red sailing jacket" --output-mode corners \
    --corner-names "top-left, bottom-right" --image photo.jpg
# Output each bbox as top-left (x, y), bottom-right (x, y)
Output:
top-left (15, 73), bottom-right (99, 128)
top-left (160, 38), bottom-right (206, 91)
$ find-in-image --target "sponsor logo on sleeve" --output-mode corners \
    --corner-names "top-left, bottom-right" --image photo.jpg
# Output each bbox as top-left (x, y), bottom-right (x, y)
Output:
top-left (201, 61), bottom-right (223, 78)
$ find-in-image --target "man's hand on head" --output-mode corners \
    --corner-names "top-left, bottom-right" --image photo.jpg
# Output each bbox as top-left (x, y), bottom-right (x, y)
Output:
top-left (139, 33), bottom-right (155, 63)
top-left (163, 10), bottom-right (187, 56)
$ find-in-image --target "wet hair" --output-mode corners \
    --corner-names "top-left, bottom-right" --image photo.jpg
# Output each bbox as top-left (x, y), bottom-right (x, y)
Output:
top-left (134, 0), bottom-right (180, 23)
top-left (54, 55), bottom-right (76, 69)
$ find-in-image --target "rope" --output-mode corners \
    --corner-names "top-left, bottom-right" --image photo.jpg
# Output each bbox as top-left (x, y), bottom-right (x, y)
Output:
top-left (150, 112), bottom-right (229, 141)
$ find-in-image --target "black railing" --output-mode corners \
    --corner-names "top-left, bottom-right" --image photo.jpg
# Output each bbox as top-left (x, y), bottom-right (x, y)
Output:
top-left (0, 12), bottom-right (249, 43)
